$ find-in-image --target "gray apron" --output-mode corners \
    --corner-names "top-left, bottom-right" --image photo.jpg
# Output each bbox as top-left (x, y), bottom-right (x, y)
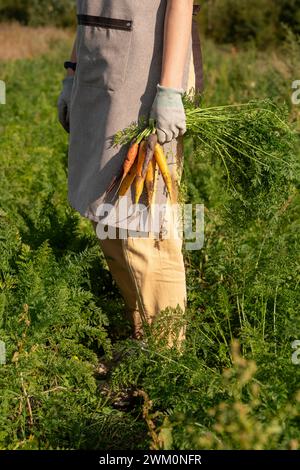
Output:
top-left (68, 0), bottom-right (203, 235)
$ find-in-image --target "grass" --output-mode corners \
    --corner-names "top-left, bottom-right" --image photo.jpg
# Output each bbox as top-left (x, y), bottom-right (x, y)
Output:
top-left (0, 26), bottom-right (299, 450)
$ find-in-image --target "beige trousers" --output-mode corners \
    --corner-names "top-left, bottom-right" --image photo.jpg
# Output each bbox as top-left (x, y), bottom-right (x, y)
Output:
top-left (91, 137), bottom-right (188, 350)
top-left (91, 223), bottom-right (187, 350)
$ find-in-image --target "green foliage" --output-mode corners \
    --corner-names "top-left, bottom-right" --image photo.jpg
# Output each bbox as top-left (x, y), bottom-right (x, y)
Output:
top-left (279, 0), bottom-right (300, 36)
top-left (185, 98), bottom-right (298, 221)
top-left (199, 0), bottom-right (300, 48)
top-left (0, 35), bottom-right (299, 450)
top-left (0, 42), bottom-right (142, 450)
top-left (0, 0), bottom-right (76, 27)
top-left (108, 38), bottom-right (300, 449)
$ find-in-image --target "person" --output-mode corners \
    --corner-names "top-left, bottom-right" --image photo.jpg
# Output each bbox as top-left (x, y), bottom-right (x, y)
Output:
top-left (57, 0), bottom-right (203, 351)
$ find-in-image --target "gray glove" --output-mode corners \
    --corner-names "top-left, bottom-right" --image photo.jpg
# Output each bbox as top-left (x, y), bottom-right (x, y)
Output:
top-left (150, 84), bottom-right (186, 144)
top-left (57, 76), bottom-right (74, 133)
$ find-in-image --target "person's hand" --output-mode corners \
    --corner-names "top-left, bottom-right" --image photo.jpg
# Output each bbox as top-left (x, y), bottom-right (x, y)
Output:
top-left (57, 76), bottom-right (74, 133)
top-left (150, 84), bottom-right (186, 145)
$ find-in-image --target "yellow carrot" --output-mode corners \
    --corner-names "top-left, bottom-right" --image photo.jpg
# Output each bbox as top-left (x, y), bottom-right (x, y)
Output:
top-left (135, 140), bottom-right (147, 204)
top-left (154, 143), bottom-right (173, 200)
top-left (118, 160), bottom-right (138, 196)
top-left (135, 176), bottom-right (145, 204)
top-left (136, 140), bottom-right (146, 176)
top-left (151, 158), bottom-right (159, 206)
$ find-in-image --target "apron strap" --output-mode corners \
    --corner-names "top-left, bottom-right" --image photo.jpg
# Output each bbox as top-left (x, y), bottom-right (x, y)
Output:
top-left (192, 4), bottom-right (204, 95)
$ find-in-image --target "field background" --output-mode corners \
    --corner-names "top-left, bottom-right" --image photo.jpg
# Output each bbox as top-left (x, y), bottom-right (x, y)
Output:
top-left (0, 0), bottom-right (300, 450)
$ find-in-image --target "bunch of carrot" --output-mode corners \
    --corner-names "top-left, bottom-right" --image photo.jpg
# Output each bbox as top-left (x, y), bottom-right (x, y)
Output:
top-left (106, 121), bottom-right (174, 205)
top-left (112, 95), bottom-right (294, 200)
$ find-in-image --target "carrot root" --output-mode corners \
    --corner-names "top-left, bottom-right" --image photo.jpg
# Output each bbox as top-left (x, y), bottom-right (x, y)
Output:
top-left (145, 157), bottom-right (156, 206)
top-left (122, 141), bottom-right (139, 180)
top-left (154, 143), bottom-right (173, 202)
top-left (134, 140), bottom-right (147, 204)
top-left (118, 160), bottom-right (138, 196)
top-left (142, 133), bottom-right (158, 179)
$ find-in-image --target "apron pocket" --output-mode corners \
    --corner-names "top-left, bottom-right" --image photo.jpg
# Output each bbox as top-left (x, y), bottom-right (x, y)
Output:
top-left (76, 14), bottom-right (133, 92)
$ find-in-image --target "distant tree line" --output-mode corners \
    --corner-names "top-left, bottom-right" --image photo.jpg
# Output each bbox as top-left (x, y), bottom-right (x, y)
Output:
top-left (199, 0), bottom-right (300, 47)
top-left (0, 0), bottom-right (76, 27)
top-left (0, 0), bottom-right (299, 46)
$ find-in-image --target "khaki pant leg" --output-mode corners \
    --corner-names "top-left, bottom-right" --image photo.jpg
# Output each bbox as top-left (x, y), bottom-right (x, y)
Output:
top-left (91, 221), bottom-right (144, 339)
top-left (121, 132), bottom-right (187, 350)
top-left (122, 235), bottom-right (187, 350)
top-left (90, 131), bottom-right (188, 349)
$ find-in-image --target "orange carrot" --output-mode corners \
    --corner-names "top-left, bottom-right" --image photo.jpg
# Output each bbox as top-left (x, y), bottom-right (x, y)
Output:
top-left (122, 141), bottom-right (139, 180)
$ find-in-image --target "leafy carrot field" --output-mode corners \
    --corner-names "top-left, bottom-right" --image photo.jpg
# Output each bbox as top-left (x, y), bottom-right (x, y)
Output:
top-left (0, 32), bottom-right (299, 450)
